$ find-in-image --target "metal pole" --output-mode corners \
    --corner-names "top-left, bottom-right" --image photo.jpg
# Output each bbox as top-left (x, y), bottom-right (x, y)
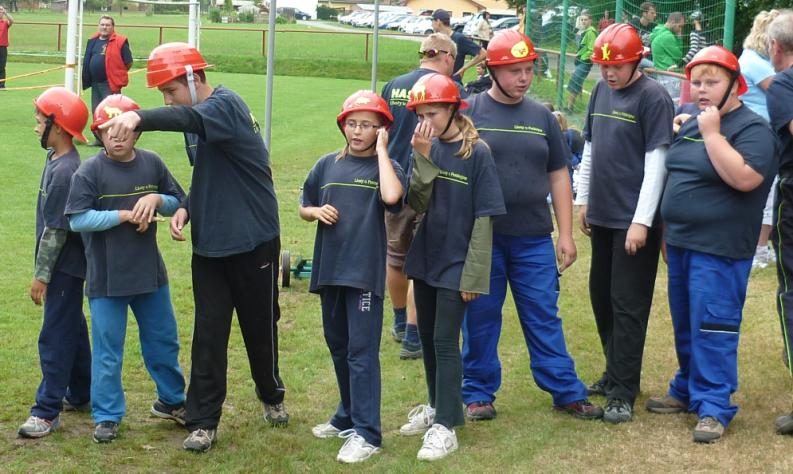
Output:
top-left (524, 0), bottom-right (532, 36)
top-left (188, 1), bottom-right (198, 47)
top-left (64, 0), bottom-right (79, 91)
top-left (615, 0), bottom-right (624, 24)
top-left (76, 0), bottom-right (84, 93)
top-left (371, 0), bottom-right (380, 91)
top-left (556, 0), bottom-right (570, 109)
top-left (723, 0), bottom-right (736, 50)
top-left (264, 0), bottom-right (277, 150)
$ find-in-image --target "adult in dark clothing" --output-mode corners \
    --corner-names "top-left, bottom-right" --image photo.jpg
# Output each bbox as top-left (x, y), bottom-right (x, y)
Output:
top-left (82, 16), bottom-right (132, 119)
top-left (380, 33), bottom-right (458, 360)
top-left (766, 10), bottom-right (793, 437)
top-left (98, 43), bottom-right (287, 453)
top-left (431, 9), bottom-right (486, 83)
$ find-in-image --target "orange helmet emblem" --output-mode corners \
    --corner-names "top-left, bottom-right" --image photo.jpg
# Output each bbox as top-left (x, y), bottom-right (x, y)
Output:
top-left (410, 83), bottom-right (427, 104)
top-left (510, 41), bottom-right (529, 58)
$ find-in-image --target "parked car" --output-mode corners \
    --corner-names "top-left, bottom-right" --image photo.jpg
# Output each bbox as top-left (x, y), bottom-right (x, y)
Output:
top-left (352, 12), bottom-right (373, 27)
top-left (491, 16), bottom-right (519, 32)
top-left (294, 9), bottom-right (311, 20)
top-left (385, 14), bottom-right (410, 29)
top-left (407, 17), bottom-right (433, 35)
top-left (451, 14), bottom-right (473, 32)
top-left (339, 11), bottom-right (367, 25)
top-left (398, 16), bottom-right (422, 33)
top-left (462, 10), bottom-right (517, 37)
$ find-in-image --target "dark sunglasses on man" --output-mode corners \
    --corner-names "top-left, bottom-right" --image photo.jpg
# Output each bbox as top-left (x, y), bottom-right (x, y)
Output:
top-left (419, 48), bottom-right (455, 60)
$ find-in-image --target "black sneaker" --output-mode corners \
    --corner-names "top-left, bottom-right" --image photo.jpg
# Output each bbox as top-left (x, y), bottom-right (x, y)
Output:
top-left (93, 421), bottom-right (119, 443)
top-left (587, 373), bottom-right (607, 397)
top-left (603, 398), bottom-right (632, 424)
top-left (775, 411), bottom-right (793, 435)
top-left (183, 428), bottom-right (216, 453)
top-left (150, 399), bottom-right (186, 426)
top-left (399, 339), bottom-right (422, 360)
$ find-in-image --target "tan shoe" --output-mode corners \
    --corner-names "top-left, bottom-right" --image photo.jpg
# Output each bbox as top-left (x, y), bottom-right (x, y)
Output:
top-left (693, 416), bottom-right (724, 443)
top-left (645, 394), bottom-right (686, 414)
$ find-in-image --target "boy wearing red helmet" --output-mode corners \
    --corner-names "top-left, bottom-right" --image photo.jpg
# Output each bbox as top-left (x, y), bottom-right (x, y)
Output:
top-left (646, 46), bottom-right (777, 443)
top-left (99, 42), bottom-right (286, 452)
top-left (574, 23), bottom-right (674, 423)
top-left (65, 94), bottom-right (187, 443)
top-left (461, 30), bottom-right (602, 423)
top-left (300, 91), bottom-right (404, 463)
top-left (18, 87), bottom-right (92, 439)
top-left (399, 73), bottom-right (505, 461)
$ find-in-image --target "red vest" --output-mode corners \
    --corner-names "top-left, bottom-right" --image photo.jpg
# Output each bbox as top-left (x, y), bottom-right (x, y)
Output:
top-left (89, 31), bottom-right (130, 93)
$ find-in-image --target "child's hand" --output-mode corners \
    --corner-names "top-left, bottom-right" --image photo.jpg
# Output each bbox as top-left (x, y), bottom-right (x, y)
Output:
top-left (170, 208), bottom-right (189, 241)
top-left (119, 209), bottom-right (150, 233)
top-left (98, 111), bottom-right (140, 144)
top-left (314, 204), bottom-right (339, 225)
top-left (376, 127), bottom-right (389, 156)
top-left (697, 106), bottom-right (721, 137)
top-left (673, 113), bottom-right (691, 134)
top-left (461, 291), bottom-right (480, 303)
top-left (131, 193), bottom-right (162, 227)
top-left (30, 278), bottom-right (47, 305)
top-left (411, 121), bottom-right (434, 158)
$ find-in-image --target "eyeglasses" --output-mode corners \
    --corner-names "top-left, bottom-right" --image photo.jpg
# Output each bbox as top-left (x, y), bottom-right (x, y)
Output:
top-left (344, 120), bottom-right (380, 131)
top-left (419, 49), bottom-right (455, 60)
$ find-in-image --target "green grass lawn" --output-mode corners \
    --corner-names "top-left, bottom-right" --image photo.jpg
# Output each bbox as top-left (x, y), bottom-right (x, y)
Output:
top-left (0, 62), bottom-right (791, 472)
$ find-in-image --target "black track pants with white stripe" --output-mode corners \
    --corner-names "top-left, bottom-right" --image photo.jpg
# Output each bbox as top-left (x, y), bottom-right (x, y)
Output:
top-left (772, 177), bottom-right (793, 374)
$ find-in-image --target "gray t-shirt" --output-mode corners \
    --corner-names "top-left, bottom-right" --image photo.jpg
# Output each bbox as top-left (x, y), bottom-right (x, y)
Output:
top-left (466, 92), bottom-right (570, 236)
top-left (583, 75), bottom-right (674, 229)
top-left (301, 152), bottom-right (405, 298)
top-left (36, 148), bottom-right (85, 279)
top-left (405, 139), bottom-right (506, 291)
top-left (65, 149), bottom-right (184, 297)
top-left (661, 105), bottom-right (778, 259)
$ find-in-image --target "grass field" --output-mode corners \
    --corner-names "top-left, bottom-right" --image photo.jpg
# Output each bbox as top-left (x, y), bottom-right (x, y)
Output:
top-left (0, 54), bottom-right (791, 472)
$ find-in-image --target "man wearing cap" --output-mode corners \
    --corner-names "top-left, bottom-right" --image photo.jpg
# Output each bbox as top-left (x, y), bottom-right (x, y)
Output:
top-left (431, 9), bottom-right (486, 83)
top-left (82, 16), bottom-right (132, 132)
top-left (380, 33), bottom-right (459, 361)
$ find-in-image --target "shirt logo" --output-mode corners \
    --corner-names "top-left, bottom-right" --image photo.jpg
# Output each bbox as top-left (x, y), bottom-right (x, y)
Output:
top-left (601, 43), bottom-right (611, 61)
top-left (389, 88), bottom-right (410, 106)
top-left (511, 41), bottom-right (530, 58)
top-left (437, 169), bottom-right (469, 185)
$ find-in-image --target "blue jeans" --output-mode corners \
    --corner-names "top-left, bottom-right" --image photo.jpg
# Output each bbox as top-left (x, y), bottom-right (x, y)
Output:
top-left (666, 245), bottom-right (751, 427)
top-left (462, 234), bottom-right (587, 406)
top-left (321, 286), bottom-right (383, 446)
top-left (88, 285), bottom-right (185, 423)
top-left (31, 271), bottom-right (91, 420)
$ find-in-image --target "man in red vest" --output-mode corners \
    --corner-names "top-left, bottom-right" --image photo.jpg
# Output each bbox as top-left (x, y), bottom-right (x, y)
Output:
top-left (82, 16), bottom-right (132, 141)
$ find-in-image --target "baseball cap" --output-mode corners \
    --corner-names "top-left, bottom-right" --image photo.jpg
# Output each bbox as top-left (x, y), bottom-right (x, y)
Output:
top-left (431, 9), bottom-right (450, 23)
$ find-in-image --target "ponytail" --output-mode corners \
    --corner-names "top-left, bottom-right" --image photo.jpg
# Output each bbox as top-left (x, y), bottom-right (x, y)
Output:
top-left (454, 113), bottom-right (479, 160)
top-left (335, 145), bottom-right (349, 161)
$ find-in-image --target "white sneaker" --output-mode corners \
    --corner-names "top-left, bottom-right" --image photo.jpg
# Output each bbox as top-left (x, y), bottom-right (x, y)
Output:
top-left (417, 424), bottom-right (458, 461)
top-left (18, 416), bottom-right (60, 438)
top-left (753, 246), bottom-right (770, 269)
top-left (312, 421), bottom-right (341, 438)
top-left (399, 404), bottom-right (435, 436)
top-left (336, 429), bottom-right (381, 463)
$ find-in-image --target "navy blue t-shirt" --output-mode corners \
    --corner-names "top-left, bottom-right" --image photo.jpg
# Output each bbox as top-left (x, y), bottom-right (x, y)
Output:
top-left (405, 139), bottom-right (506, 291)
top-left (301, 152), bottom-right (405, 298)
top-left (661, 105), bottom-right (778, 259)
top-left (452, 31), bottom-right (483, 82)
top-left (36, 148), bottom-right (85, 279)
top-left (65, 149), bottom-right (185, 298)
top-left (87, 38), bottom-right (132, 84)
top-left (466, 92), bottom-right (570, 236)
top-left (768, 67), bottom-right (793, 175)
top-left (184, 86), bottom-right (281, 257)
top-left (583, 75), bottom-right (674, 229)
top-left (382, 67), bottom-right (435, 173)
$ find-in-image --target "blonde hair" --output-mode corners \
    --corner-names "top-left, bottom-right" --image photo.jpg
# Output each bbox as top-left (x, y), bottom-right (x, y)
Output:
top-left (743, 9), bottom-right (780, 56)
top-left (420, 33), bottom-right (457, 61)
top-left (690, 63), bottom-right (730, 80)
top-left (552, 111), bottom-right (568, 131)
top-left (454, 112), bottom-right (479, 160)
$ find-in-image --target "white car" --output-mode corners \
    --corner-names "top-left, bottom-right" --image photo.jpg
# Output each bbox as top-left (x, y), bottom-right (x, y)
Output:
top-left (407, 17), bottom-right (434, 35)
top-left (398, 16), bottom-right (422, 33)
top-left (339, 11), bottom-right (367, 25)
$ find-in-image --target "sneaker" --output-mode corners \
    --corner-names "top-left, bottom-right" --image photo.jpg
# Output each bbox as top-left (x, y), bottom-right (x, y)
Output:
top-left (18, 416), bottom-right (60, 438)
top-left (399, 404), bottom-right (435, 436)
top-left (693, 416), bottom-right (724, 443)
top-left (646, 394), bottom-right (686, 414)
top-left (62, 397), bottom-right (90, 413)
top-left (183, 428), bottom-right (216, 452)
top-left (391, 325), bottom-right (406, 343)
top-left (312, 421), bottom-right (342, 439)
top-left (336, 429), bottom-right (381, 463)
top-left (603, 398), bottom-right (632, 424)
top-left (587, 373), bottom-right (607, 397)
top-left (753, 245), bottom-right (772, 269)
top-left (93, 421), bottom-right (119, 443)
top-left (775, 411), bottom-right (793, 435)
top-left (417, 424), bottom-right (458, 461)
top-left (263, 402), bottom-right (289, 427)
top-left (553, 400), bottom-right (604, 420)
top-left (150, 399), bottom-right (186, 425)
top-left (466, 401), bottom-right (497, 421)
top-left (399, 339), bottom-right (422, 360)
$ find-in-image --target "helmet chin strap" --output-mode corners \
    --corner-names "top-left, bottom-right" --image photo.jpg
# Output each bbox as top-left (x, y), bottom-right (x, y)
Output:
top-left (717, 72), bottom-right (738, 110)
top-left (185, 64), bottom-right (198, 106)
top-left (487, 66), bottom-right (517, 100)
top-left (39, 115), bottom-right (54, 150)
top-left (439, 102), bottom-right (460, 138)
